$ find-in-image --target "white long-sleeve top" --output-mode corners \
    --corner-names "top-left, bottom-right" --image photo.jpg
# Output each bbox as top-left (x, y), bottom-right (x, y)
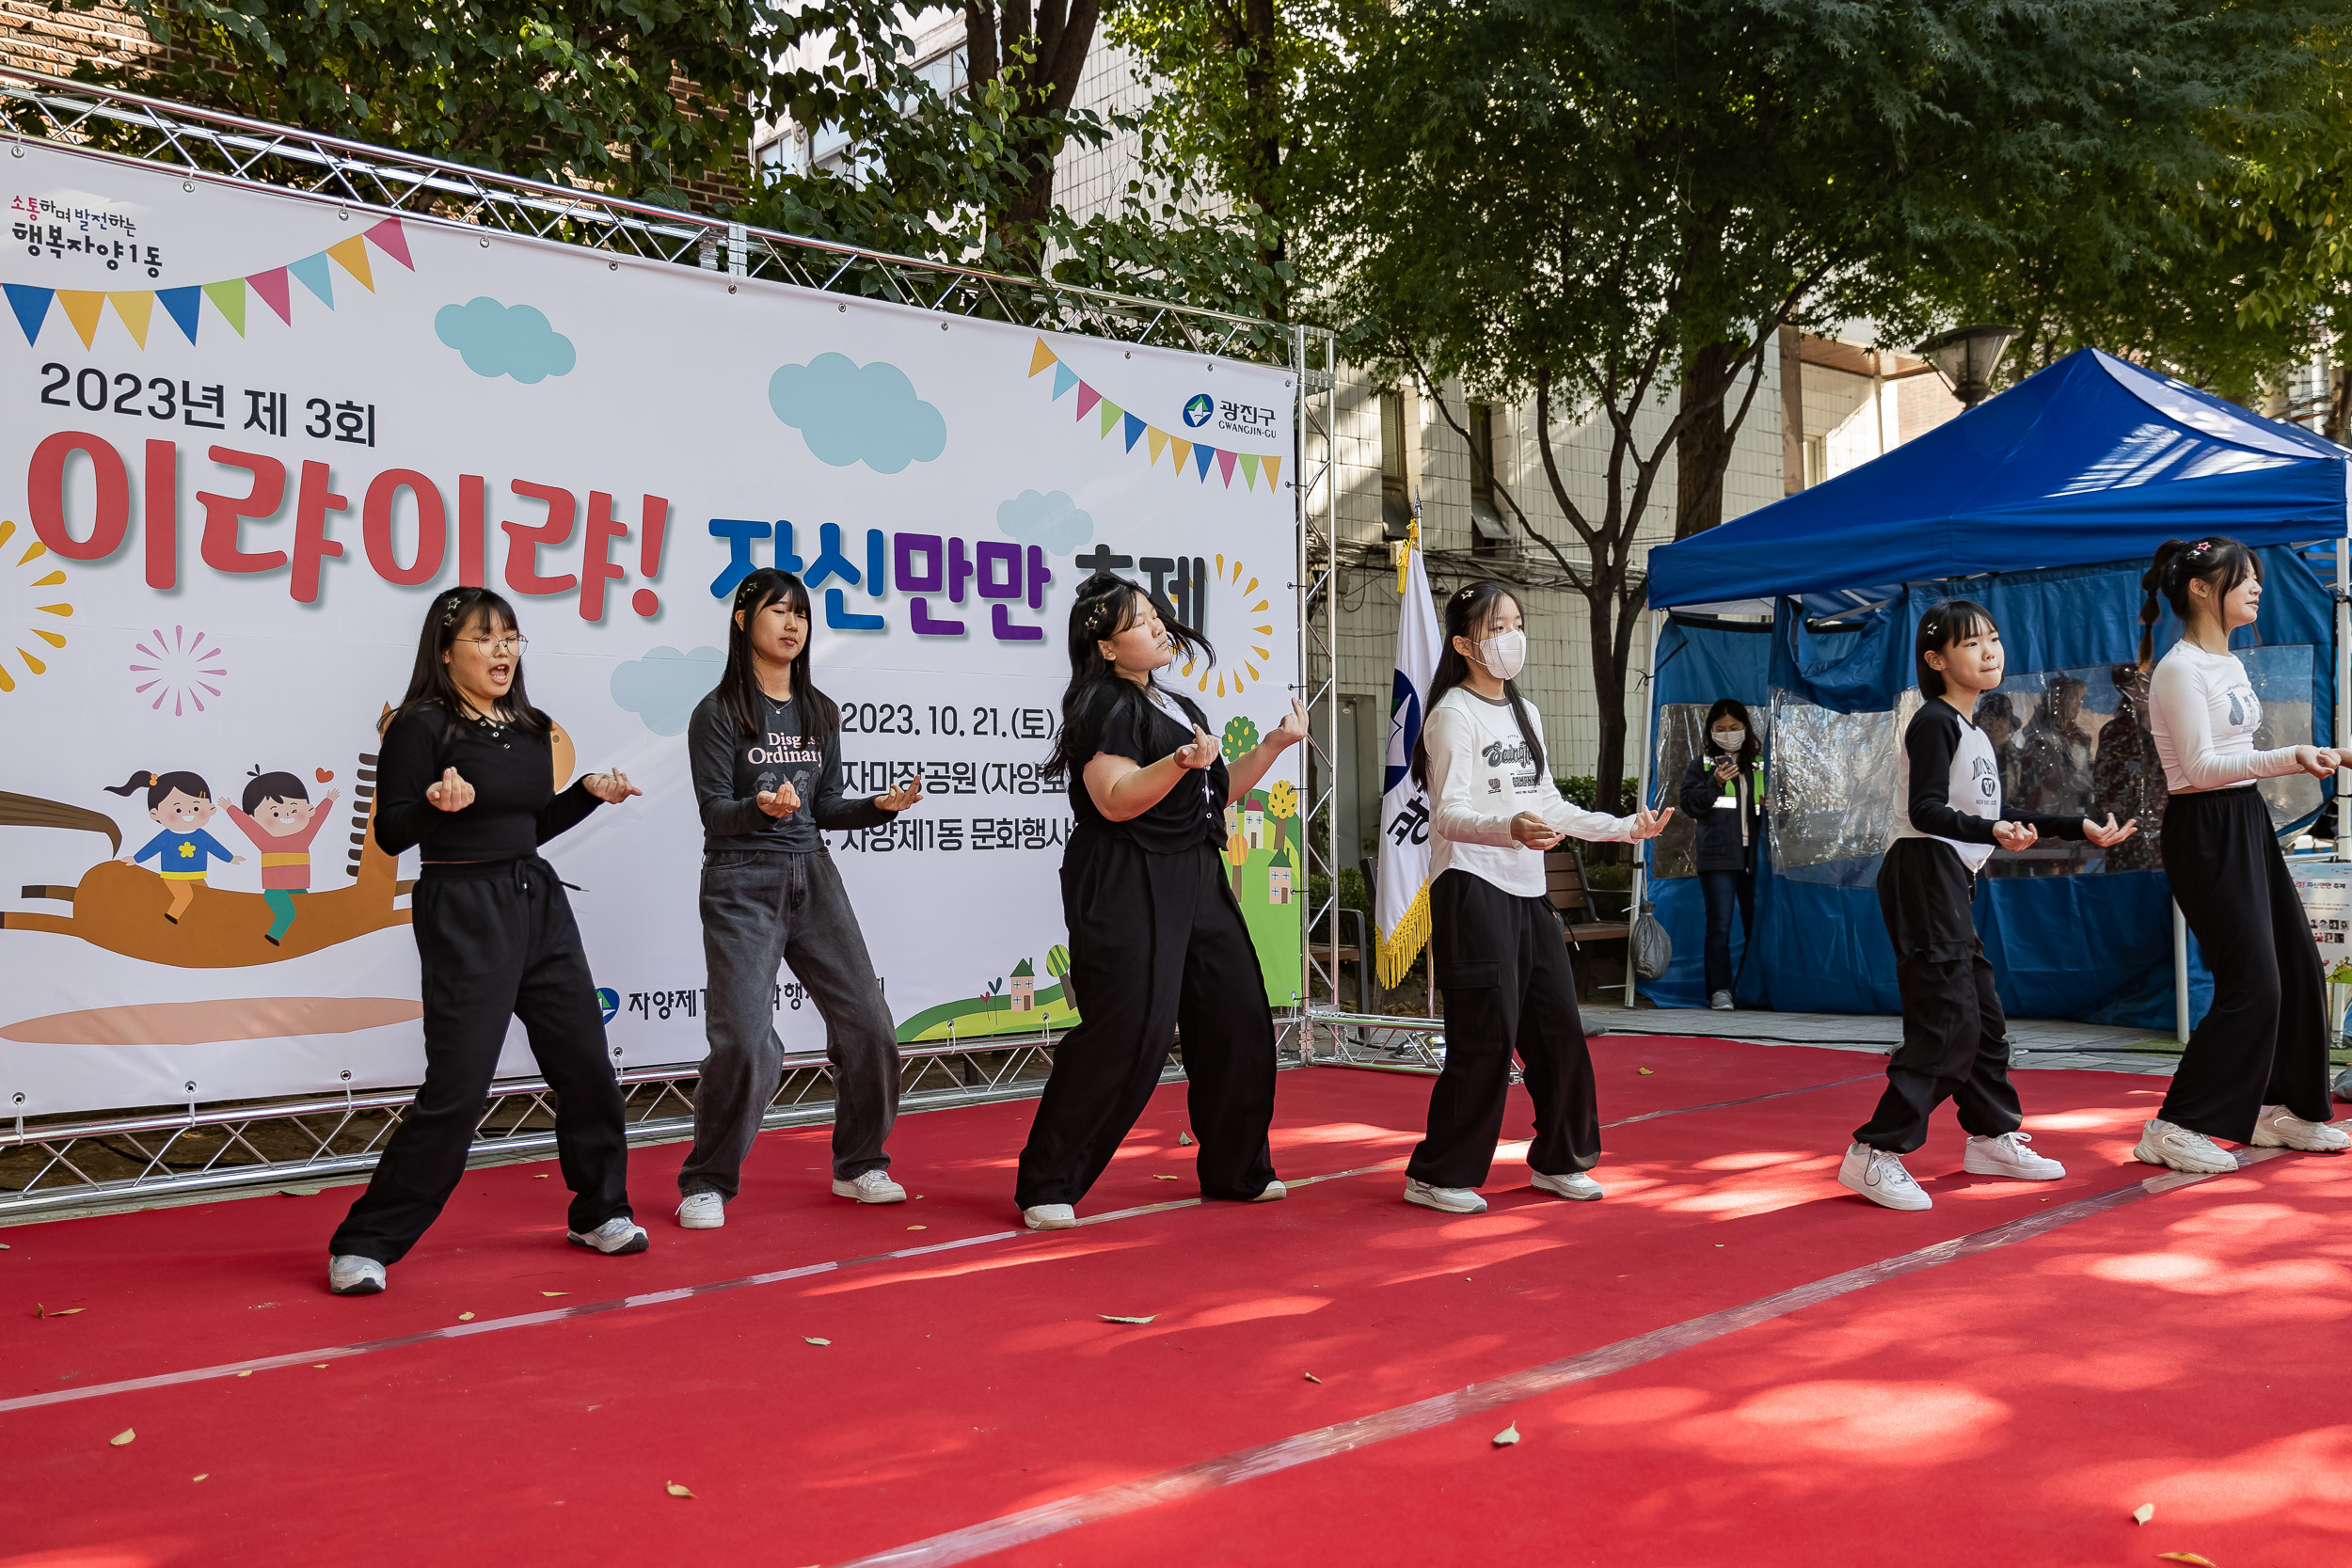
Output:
top-left (1422, 687), bottom-right (1638, 896)
top-left (2149, 640), bottom-right (2300, 793)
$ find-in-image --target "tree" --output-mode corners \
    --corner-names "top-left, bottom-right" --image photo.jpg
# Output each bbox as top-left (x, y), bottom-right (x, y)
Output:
top-left (1295, 0), bottom-right (2327, 813)
top-left (961, 0), bottom-right (1106, 269)
top-left (48, 0), bottom-right (786, 210)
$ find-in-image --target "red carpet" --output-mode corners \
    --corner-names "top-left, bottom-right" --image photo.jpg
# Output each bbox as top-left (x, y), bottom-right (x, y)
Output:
top-left (2, 1036), bottom-right (2344, 1567)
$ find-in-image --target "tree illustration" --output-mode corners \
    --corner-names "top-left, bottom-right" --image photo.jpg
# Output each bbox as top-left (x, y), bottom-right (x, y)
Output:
top-left (1221, 715), bottom-right (1260, 762)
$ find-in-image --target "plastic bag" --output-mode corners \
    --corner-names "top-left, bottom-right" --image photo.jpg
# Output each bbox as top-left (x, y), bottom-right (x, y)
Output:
top-left (1630, 901), bottom-right (1672, 981)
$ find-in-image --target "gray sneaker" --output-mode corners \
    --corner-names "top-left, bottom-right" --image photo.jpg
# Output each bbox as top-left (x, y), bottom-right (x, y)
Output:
top-left (1531, 1169), bottom-right (1603, 1201)
top-left (1403, 1178), bottom-right (1487, 1214)
top-left (566, 1215), bottom-right (650, 1254)
top-left (327, 1254), bottom-right (386, 1295)
top-left (1709, 990), bottom-right (1734, 1011)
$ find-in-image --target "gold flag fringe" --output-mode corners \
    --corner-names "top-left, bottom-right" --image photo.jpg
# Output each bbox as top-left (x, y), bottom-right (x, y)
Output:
top-left (1376, 879), bottom-right (1434, 989)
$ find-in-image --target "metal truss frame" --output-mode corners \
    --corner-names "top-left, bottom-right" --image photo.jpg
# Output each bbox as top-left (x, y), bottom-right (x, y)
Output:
top-left (0, 68), bottom-right (1322, 1218)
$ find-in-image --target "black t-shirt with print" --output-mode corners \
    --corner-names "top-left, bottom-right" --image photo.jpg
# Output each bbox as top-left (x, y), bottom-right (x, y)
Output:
top-left (688, 689), bottom-right (892, 853)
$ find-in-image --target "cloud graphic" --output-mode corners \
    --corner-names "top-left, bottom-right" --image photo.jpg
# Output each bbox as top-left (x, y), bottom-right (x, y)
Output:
top-left (434, 297), bottom-right (578, 384)
top-left (996, 490), bottom-right (1093, 555)
top-left (610, 645), bottom-right (724, 736)
top-left (768, 353), bottom-right (946, 473)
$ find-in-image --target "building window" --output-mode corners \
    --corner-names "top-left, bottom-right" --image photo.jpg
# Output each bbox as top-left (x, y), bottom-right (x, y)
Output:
top-left (1802, 434), bottom-right (1828, 489)
top-left (1379, 388), bottom-right (1411, 538)
top-left (1468, 401), bottom-right (1514, 557)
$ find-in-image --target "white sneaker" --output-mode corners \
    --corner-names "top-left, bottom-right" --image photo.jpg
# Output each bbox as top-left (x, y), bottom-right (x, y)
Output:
top-left (832, 1169), bottom-right (908, 1204)
top-left (1963, 1132), bottom-right (2066, 1180)
top-left (1530, 1169), bottom-right (1603, 1201)
top-left (566, 1215), bottom-right (650, 1254)
top-left (1403, 1178), bottom-right (1487, 1214)
top-left (327, 1255), bottom-right (385, 1295)
top-left (1249, 1180), bottom-right (1288, 1202)
top-left (1023, 1203), bottom-right (1077, 1230)
top-left (675, 1191), bottom-right (724, 1229)
top-left (1709, 990), bottom-right (1734, 1011)
top-left (2250, 1104), bottom-right (2352, 1152)
top-left (1837, 1143), bottom-right (1931, 1211)
top-left (2133, 1119), bottom-right (2238, 1174)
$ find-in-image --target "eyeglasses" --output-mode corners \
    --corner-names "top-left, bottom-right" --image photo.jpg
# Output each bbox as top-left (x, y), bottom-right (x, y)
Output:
top-left (461, 635), bottom-right (529, 657)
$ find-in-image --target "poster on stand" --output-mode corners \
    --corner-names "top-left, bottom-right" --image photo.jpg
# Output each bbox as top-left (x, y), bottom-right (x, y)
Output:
top-left (0, 141), bottom-right (1301, 1117)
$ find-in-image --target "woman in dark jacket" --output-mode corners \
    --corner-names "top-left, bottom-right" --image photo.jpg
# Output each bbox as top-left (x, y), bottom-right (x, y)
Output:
top-left (1677, 699), bottom-right (1764, 1010)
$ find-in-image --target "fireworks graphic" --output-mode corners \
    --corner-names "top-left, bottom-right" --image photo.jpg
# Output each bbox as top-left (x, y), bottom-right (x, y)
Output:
top-left (130, 626), bottom-right (229, 716)
top-left (0, 518), bottom-right (71, 695)
top-left (1179, 553), bottom-right (1278, 700)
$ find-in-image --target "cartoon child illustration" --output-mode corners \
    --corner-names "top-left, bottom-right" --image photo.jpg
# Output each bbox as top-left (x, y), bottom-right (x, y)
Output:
top-left (222, 766), bottom-right (339, 946)
top-left (107, 768), bottom-right (244, 926)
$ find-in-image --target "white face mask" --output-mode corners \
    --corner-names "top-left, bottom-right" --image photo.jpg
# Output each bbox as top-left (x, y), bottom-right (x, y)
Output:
top-left (1712, 727), bottom-right (1746, 751)
top-left (1474, 629), bottom-right (1527, 681)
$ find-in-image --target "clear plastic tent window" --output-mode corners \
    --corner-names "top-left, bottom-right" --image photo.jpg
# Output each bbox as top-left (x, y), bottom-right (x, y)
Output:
top-left (1650, 702), bottom-right (1768, 880)
top-left (1756, 645), bottom-right (2315, 887)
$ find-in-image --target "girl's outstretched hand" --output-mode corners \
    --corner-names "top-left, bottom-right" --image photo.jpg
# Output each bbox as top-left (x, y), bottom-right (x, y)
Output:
top-left (1630, 803), bottom-right (1674, 841)
top-left (878, 776), bottom-right (925, 812)
top-left (1267, 699), bottom-right (1311, 750)
top-left (584, 769), bottom-right (643, 804)
top-left (2082, 813), bottom-right (2138, 847)
top-left (1992, 820), bottom-right (2039, 852)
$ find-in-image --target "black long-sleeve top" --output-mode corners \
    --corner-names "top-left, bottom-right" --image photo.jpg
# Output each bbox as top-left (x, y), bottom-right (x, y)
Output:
top-left (373, 702), bottom-right (601, 861)
top-left (688, 688), bottom-right (894, 852)
top-left (1889, 700), bottom-right (2084, 873)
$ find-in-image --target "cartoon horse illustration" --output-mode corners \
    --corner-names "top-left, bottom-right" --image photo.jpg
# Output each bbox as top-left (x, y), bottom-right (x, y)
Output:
top-left (1, 717), bottom-right (577, 970)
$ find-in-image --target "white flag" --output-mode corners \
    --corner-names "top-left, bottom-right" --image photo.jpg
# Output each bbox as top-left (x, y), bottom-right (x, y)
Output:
top-left (1375, 527), bottom-right (1443, 987)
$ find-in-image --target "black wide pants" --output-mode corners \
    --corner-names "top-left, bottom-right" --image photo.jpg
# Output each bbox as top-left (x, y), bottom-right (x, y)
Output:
top-left (2161, 786), bottom-right (2333, 1141)
top-left (1406, 868), bottom-right (1601, 1189)
top-left (1854, 839), bottom-right (2024, 1152)
top-left (330, 857), bottom-right (632, 1263)
top-left (1014, 833), bottom-right (1279, 1209)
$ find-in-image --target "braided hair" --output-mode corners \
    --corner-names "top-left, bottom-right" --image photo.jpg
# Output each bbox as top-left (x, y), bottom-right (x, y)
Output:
top-left (2139, 536), bottom-right (2261, 668)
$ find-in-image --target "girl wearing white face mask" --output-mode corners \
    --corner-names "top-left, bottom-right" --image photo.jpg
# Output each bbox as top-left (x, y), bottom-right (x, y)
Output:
top-left (1677, 698), bottom-right (1764, 1009)
top-left (1401, 580), bottom-right (1674, 1215)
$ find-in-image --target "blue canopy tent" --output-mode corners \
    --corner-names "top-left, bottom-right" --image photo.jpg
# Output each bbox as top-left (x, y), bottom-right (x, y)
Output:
top-left (1636, 348), bottom-right (2352, 1031)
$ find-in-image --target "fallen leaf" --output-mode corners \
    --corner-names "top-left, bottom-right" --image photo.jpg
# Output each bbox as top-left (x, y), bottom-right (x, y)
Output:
top-left (665, 1481), bottom-right (694, 1499)
top-left (2156, 1556), bottom-right (2216, 1567)
top-left (541, 1291), bottom-right (567, 1298)
top-left (109, 1429), bottom-right (135, 1447)
top-left (1152, 1174), bottom-right (1181, 1180)
top-left (1178, 1132), bottom-right (1195, 1146)
top-left (804, 1337), bottom-right (831, 1346)
top-left (457, 1311), bottom-right (475, 1322)
top-left (1493, 1424), bottom-right (1520, 1447)
top-left (192, 1474), bottom-right (208, 1481)
top-left (1637, 1068), bottom-right (1654, 1076)
top-left (1303, 1372), bottom-right (1322, 1384)
top-left (1, 1242), bottom-right (10, 1248)
top-left (312, 1363), bottom-right (329, 1370)
top-left (533, 1174), bottom-right (550, 1180)
top-left (907, 1225), bottom-right (927, 1230)
top-left (235, 1370), bottom-right (253, 1378)
top-left (1100, 1314), bottom-right (1156, 1324)
top-left (2134, 1504), bottom-right (2155, 1526)
top-left (42, 1306), bottom-right (83, 1317)
top-left (277, 1187), bottom-right (321, 1196)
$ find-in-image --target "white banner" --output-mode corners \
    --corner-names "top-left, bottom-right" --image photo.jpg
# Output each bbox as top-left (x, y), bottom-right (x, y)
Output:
top-left (1375, 530), bottom-right (1439, 985)
top-left (0, 143), bottom-right (1302, 1117)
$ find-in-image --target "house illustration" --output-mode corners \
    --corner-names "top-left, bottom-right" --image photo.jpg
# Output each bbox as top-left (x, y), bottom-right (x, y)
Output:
top-left (1223, 801), bottom-right (1241, 838)
top-left (1009, 957), bottom-right (1036, 1012)
top-left (1244, 802), bottom-right (1266, 847)
top-left (1268, 863), bottom-right (1292, 904)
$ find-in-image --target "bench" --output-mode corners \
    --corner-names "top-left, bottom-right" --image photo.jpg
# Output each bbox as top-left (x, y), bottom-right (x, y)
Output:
top-left (1547, 844), bottom-right (1630, 950)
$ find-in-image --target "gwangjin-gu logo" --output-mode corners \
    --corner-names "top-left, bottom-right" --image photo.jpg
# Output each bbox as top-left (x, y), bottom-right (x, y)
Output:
top-left (1182, 393), bottom-right (1215, 428)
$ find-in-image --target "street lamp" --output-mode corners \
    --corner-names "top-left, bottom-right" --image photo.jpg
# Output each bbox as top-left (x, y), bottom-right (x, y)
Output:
top-left (1915, 325), bottom-right (2022, 408)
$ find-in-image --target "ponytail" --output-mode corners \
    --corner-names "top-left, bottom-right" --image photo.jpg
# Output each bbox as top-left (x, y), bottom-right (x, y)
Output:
top-left (103, 768), bottom-right (210, 809)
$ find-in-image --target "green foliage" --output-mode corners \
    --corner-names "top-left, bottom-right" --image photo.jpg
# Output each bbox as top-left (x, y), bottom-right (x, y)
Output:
top-left (53, 0), bottom-right (785, 209)
top-left (1290, 0), bottom-right (2330, 814)
top-left (1308, 866), bottom-right (1372, 920)
top-left (1555, 776), bottom-right (1599, 813)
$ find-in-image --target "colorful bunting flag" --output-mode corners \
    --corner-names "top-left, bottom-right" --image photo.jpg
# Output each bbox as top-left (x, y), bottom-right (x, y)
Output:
top-left (1025, 336), bottom-right (1286, 494)
top-left (3, 216), bottom-right (414, 351)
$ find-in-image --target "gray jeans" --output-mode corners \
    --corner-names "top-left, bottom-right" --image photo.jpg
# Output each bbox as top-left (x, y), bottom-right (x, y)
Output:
top-left (679, 848), bottom-right (899, 1198)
